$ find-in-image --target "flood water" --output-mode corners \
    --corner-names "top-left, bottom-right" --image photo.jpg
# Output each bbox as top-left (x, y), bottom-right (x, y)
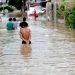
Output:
top-left (0, 16), bottom-right (75, 75)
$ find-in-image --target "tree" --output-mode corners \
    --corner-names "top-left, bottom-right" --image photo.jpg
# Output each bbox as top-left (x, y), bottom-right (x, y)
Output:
top-left (15, 0), bottom-right (22, 10)
top-left (8, 0), bottom-right (15, 6)
top-left (8, 0), bottom-right (22, 10)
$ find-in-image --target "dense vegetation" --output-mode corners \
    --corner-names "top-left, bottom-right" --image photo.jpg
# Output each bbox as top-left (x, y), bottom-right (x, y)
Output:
top-left (57, 0), bottom-right (75, 29)
top-left (40, 1), bottom-right (46, 7)
top-left (0, 6), bottom-right (14, 12)
top-left (8, 0), bottom-right (22, 10)
top-left (65, 7), bottom-right (75, 29)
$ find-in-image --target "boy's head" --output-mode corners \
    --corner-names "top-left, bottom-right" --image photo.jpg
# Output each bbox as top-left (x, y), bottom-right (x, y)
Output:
top-left (13, 18), bottom-right (16, 21)
top-left (9, 18), bottom-right (12, 21)
top-left (20, 22), bottom-right (28, 28)
top-left (23, 17), bottom-right (26, 21)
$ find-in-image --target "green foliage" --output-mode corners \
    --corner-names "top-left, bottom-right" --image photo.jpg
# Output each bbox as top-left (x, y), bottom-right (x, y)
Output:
top-left (57, 0), bottom-right (68, 18)
top-left (61, 0), bottom-right (65, 1)
top-left (60, 4), bottom-right (65, 11)
top-left (15, 0), bottom-right (22, 10)
top-left (8, 0), bottom-right (15, 6)
top-left (4, 6), bottom-right (14, 12)
top-left (8, 0), bottom-right (22, 10)
top-left (71, 8), bottom-right (75, 15)
top-left (0, 6), bottom-right (14, 12)
top-left (65, 11), bottom-right (70, 27)
top-left (40, 1), bottom-right (46, 7)
top-left (0, 7), bottom-right (3, 11)
top-left (65, 7), bottom-right (75, 29)
top-left (57, 4), bottom-right (65, 18)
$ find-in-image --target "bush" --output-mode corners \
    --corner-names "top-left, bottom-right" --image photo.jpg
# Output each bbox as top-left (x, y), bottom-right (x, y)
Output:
top-left (8, 0), bottom-right (22, 10)
top-left (65, 7), bottom-right (75, 29)
top-left (0, 6), bottom-right (14, 12)
top-left (57, 4), bottom-right (65, 19)
top-left (4, 6), bottom-right (14, 12)
top-left (65, 11), bottom-right (70, 27)
top-left (40, 1), bottom-right (46, 7)
top-left (15, 0), bottom-right (22, 10)
top-left (0, 7), bottom-right (3, 11)
top-left (60, 4), bottom-right (65, 11)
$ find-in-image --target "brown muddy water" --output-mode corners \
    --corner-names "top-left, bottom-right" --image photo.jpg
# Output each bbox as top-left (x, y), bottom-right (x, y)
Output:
top-left (0, 16), bottom-right (75, 75)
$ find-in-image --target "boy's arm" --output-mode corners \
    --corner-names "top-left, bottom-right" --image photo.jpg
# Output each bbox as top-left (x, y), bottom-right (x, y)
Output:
top-left (20, 29), bottom-right (26, 41)
top-left (29, 29), bottom-right (31, 41)
top-left (20, 32), bottom-right (24, 41)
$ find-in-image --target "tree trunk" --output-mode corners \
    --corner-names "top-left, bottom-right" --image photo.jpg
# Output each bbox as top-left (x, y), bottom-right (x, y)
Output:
top-left (23, 0), bottom-right (27, 12)
top-left (6, 0), bottom-right (8, 3)
top-left (35, 0), bottom-right (36, 2)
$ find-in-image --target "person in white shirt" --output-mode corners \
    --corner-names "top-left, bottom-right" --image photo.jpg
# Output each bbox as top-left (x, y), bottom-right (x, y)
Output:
top-left (13, 18), bottom-right (18, 29)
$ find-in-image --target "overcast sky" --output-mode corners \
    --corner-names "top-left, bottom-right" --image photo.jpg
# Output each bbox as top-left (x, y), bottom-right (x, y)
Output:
top-left (0, 0), bottom-right (6, 2)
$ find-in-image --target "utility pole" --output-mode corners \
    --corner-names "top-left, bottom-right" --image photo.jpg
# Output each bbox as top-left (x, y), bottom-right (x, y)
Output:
top-left (35, 0), bottom-right (36, 2)
top-left (23, 0), bottom-right (27, 12)
top-left (22, 0), bottom-right (28, 18)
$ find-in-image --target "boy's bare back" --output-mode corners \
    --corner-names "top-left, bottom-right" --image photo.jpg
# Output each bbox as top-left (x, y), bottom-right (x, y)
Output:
top-left (20, 27), bottom-right (31, 41)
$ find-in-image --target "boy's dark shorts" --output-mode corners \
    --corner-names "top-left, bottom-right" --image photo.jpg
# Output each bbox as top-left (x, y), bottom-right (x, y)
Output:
top-left (22, 41), bottom-right (31, 44)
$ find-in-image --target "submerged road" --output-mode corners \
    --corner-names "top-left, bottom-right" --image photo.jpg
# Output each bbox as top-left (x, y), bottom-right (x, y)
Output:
top-left (0, 16), bottom-right (75, 75)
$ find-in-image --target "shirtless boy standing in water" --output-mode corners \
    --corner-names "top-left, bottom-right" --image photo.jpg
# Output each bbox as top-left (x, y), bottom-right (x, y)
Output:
top-left (19, 17), bottom-right (31, 44)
